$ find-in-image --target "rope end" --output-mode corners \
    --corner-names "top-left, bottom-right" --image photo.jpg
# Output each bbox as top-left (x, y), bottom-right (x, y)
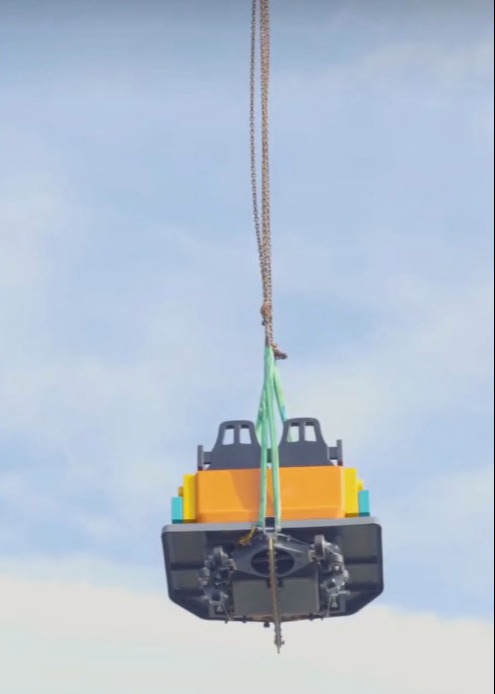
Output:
top-left (260, 303), bottom-right (287, 359)
top-left (272, 344), bottom-right (287, 360)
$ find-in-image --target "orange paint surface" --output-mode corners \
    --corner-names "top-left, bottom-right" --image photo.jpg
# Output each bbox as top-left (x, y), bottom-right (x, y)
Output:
top-left (195, 466), bottom-right (345, 523)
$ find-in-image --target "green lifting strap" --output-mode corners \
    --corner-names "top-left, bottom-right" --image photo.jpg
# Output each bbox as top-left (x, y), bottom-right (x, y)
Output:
top-left (255, 346), bottom-right (288, 530)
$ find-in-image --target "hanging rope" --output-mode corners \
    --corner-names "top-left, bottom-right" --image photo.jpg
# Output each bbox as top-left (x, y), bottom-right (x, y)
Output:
top-left (250, 0), bottom-right (286, 361)
top-left (250, 0), bottom-right (288, 532)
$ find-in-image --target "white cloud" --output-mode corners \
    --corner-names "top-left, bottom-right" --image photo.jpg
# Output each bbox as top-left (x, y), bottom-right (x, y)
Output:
top-left (383, 463), bottom-right (494, 600)
top-left (284, 270), bottom-right (492, 458)
top-left (387, 465), bottom-right (494, 549)
top-left (0, 173), bottom-right (258, 489)
top-left (276, 36), bottom-right (494, 97)
top-left (0, 569), bottom-right (492, 694)
top-left (0, 176), bottom-right (71, 332)
top-left (357, 39), bottom-right (493, 90)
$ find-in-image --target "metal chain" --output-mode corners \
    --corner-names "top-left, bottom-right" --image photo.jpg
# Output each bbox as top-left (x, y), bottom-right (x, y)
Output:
top-left (250, 0), bottom-right (287, 360)
top-left (268, 534), bottom-right (284, 652)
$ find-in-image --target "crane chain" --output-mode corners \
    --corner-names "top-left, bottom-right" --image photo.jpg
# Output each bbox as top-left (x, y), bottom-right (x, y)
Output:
top-left (249, 0), bottom-right (287, 360)
top-left (268, 534), bottom-right (284, 652)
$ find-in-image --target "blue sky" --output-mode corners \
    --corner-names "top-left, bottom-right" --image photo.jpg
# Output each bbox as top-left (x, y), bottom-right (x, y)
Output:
top-left (0, 1), bottom-right (493, 692)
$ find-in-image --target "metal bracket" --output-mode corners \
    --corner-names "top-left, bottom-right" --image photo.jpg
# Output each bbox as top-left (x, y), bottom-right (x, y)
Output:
top-left (310, 534), bottom-right (350, 614)
top-left (199, 546), bottom-right (235, 618)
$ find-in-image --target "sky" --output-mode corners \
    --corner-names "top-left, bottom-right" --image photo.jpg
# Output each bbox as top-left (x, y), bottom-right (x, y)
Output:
top-left (0, 0), bottom-right (493, 692)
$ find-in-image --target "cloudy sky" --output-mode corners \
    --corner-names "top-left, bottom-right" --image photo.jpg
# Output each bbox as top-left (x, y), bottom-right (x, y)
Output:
top-left (0, 1), bottom-right (493, 692)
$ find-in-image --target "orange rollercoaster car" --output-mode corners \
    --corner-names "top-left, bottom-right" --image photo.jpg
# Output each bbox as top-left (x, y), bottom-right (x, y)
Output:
top-left (161, 417), bottom-right (384, 647)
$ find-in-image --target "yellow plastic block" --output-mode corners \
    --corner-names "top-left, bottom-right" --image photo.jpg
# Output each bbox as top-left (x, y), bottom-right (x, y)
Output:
top-left (344, 468), bottom-right (359, 516)
top-left (182, 474), bottom-right (196, 522)
top-left (195, 466), bottom-right (345, 523)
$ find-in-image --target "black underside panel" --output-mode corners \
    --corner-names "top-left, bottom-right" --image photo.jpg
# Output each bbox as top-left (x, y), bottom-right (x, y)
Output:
top-left (162, 518), bottom-right (384, 623)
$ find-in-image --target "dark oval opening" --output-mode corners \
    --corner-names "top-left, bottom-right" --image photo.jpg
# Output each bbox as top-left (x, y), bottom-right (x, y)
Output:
top-left (250, 549), bottom-right (295, 577)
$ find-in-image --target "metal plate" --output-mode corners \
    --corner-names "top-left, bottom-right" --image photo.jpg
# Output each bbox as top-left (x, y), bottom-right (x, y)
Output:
top-left (162, 517), bottom-right (384, 624)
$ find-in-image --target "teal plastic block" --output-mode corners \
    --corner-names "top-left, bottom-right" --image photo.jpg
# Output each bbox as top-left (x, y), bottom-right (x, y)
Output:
top-left (358, 489), bottom-right (370, 516)
top-left (171, 496), bottom-right (183, 524)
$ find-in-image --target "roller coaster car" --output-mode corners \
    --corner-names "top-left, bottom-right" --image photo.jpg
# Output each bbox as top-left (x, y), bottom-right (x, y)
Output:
top-left (161, 418), bottom-right (384, 626)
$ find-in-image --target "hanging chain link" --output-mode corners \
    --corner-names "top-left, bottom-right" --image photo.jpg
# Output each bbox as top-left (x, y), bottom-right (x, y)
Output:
top-left (250, 0), bottom-right (287, 360)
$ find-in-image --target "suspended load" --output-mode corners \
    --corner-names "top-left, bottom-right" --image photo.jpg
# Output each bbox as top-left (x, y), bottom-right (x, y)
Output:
top-left (161, 0), bottom-right (384, 651)
top-left (161, 417), bottom-right (384, 650)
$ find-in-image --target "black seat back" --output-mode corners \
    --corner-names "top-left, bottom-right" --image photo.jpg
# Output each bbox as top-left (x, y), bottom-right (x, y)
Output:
top-left (279, 417), bottom-right (333, 467)
top-left (203, 420), bottom-right (261, 470)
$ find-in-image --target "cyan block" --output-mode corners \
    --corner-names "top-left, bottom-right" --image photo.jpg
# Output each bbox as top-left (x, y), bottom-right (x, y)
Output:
top-left (171, 496), bottom-right (184, 523)
top-left (358, 489), bottom-right (370, 516)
